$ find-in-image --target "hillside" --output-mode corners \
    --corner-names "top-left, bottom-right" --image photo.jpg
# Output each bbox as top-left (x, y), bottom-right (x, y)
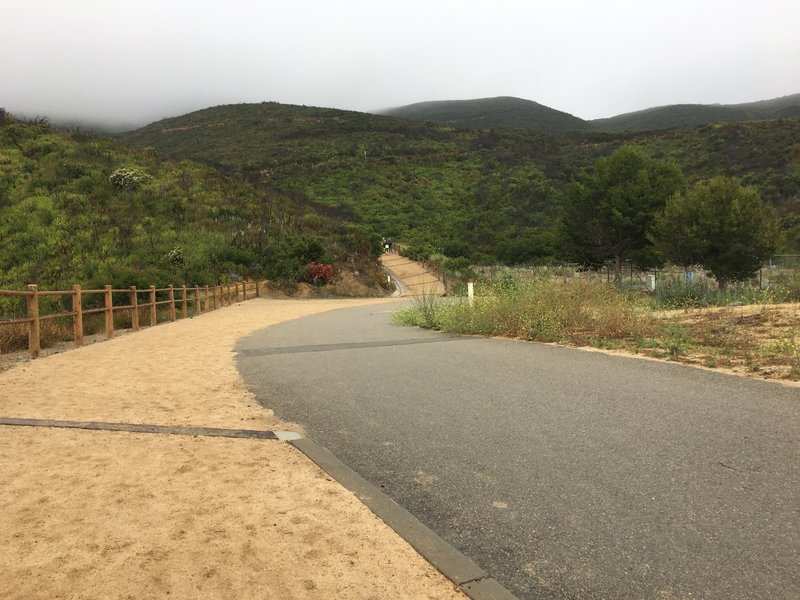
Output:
top-left (379, 93), bottom-right (800, 133)
top-left (378, 96), bottom-right (589, 132)
top-left (119, 102), bottom-right (576, 263)
top-left (119, 102), bottom-right (800, 262)
top-left (0, 112), bottom-right (386, 293)
top-left (590, 93), bottom-right (800, 131)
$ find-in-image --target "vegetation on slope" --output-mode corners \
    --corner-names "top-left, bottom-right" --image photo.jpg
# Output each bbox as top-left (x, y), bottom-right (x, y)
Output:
top-left (0, 111), bottom-right (385, 293)
top-left (120, 102), bottom-right (800, 263)
top-left (590, 93), bottom-right (800, 131)
top-left (380, 93), bottom-right (800, 132)
top-left (378, 97), bottom-right (589, 132)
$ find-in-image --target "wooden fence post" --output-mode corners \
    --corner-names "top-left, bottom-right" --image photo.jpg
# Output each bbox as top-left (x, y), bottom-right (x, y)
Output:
top-left (104, 285), bottom-right (114, 339)
top-left (149, 286), bottom-right (157, 326)
top-left (27, 284), bottom-right (40, 359)
top-left (181, 286), bottom-right (188, 319)
top-left (195, 286), bottom-right (201, 315)
top-left (255, 280), bottom-right (260, 298)
top-left (168, 285), bottom-right (176, 322)
top-left (72, 284), bottom-right (84, 346)
top-left (130, 287), bottom-right (139, 332)
top-left (204, 285), bottom-right (210, 312)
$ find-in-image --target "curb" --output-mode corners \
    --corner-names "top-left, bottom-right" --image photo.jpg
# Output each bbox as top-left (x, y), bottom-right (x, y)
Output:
top-left (289, 437), bottom-right (519, 600)
top-left (382, 263), bottom-right (408, 297)
top-left (0, 417), bottom-right (301, 441)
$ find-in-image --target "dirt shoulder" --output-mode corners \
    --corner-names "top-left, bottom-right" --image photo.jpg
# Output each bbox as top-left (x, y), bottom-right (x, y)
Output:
top-left (0, 298), bottom-right (466, 600)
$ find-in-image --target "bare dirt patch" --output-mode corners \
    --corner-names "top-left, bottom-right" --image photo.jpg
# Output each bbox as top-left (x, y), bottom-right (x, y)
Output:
top-left (0, 297), bottom-right (466, 600)
top-left (635, 303), bottom-right (800, 384)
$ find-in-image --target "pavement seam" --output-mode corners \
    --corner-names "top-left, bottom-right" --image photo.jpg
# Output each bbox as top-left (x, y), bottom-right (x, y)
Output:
top-left (289, 437), bottom-right (520, 600)
top-left (0, 417), bottom-right (290, 440)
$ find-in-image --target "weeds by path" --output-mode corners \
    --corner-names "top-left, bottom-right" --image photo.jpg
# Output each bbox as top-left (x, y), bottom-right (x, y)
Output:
top-left (393, 279), bottom-right (800, 382)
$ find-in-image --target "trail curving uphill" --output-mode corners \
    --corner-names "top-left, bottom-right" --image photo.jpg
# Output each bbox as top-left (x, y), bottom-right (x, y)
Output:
top-left (381, 253), bottom-right (446, 297)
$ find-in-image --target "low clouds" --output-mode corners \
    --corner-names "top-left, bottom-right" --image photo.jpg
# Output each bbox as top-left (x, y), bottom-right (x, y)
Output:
top-left (4, 0), bottom-right (799, 128)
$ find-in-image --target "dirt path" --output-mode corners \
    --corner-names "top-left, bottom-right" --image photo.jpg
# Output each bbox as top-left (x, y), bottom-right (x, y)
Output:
top-left (0, 298), bottom-right (466, 600)
top-left (381, 253), bottom-right (446, 297)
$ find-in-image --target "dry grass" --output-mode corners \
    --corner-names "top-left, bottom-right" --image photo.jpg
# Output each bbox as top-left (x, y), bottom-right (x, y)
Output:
top-left (636, 304), bottom-right (800, 380)
top-left (394, 279), bottom-right (800, 384)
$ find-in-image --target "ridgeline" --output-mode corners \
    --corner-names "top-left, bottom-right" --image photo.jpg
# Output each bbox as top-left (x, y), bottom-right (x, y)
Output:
top-left (120, 101), bottom-right (800, 262)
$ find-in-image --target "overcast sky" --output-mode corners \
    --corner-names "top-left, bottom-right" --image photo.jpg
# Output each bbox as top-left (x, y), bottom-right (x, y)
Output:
top-left (4, 0), bottom-right (799, 128)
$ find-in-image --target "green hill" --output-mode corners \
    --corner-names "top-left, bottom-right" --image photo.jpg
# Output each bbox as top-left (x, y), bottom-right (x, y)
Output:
top-left (378, 93), bottom-right (800, 133)
top-left (590, 93), bottom-right (800, 131)
top-left (119, 102), bottom-right (800, 262)
top-left (0, 111), bottom-right (386, 293)
top-left (378, 97), bottom-right (590, 132)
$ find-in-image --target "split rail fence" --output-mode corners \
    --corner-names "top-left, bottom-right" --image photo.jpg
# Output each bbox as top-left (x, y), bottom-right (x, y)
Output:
top-left (0, 280), bottom-right (267, 359)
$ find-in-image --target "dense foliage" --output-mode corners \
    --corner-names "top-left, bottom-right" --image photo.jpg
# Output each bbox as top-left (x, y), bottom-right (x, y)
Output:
top-left (120, 102), bottom-right (800, 264)
top-left (560, 146), bottom-right (685, 279)
top-left (0, 113), bottom-right (384, 292)
top-left (652, 177), bottom-right (780, 288)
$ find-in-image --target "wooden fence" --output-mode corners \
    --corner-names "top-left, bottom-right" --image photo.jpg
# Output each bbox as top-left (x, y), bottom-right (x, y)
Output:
top-left (0, 280), bottom-right (267, 359)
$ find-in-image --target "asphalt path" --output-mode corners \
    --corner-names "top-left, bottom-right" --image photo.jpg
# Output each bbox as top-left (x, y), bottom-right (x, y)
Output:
top-left (235, 302), bottom-right (799, 600)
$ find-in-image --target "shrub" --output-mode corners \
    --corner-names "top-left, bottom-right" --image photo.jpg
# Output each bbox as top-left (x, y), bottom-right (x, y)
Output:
top-left (109, 166), bottom-right (152, 190)
top-left (306, 262), bottom-right (333, 285)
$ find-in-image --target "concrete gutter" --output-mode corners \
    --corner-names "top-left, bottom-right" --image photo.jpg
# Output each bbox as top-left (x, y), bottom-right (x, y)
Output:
top-left (290, 437), bottom-right (519, 600)
top-left (383, 266), bottom-right (408, 297)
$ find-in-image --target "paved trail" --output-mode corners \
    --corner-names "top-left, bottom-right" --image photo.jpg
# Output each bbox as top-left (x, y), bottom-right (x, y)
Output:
top-left (237, 303), bottom-right (800, 600)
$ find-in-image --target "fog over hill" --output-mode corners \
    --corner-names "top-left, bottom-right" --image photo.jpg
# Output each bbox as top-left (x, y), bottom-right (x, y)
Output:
top-left (375, 93), bottom-right (800, 133)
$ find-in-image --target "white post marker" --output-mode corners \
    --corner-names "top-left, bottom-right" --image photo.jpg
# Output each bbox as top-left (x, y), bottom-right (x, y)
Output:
top-left (467, 282), bottom-right (474, 306)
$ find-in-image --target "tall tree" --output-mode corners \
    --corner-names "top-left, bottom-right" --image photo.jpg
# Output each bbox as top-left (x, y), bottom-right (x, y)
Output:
top-left (560, 145), bottom-right (684, 283)
top-left (651, 176), bottom-right (780, 289)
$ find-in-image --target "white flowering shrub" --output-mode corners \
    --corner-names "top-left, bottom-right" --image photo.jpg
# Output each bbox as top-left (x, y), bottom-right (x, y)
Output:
top-left (109, 166), bottom-right (151, 190)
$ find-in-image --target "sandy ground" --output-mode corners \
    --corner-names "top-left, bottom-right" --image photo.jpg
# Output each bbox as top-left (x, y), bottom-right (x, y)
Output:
top-left (381, 254), bottom-right (445, 297)
top-left (0, 297), bottom-right (466, 600)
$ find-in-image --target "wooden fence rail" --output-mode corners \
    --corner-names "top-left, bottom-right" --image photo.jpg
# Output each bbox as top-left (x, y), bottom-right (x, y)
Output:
top-left (0, 280), bottom-right (267, 359)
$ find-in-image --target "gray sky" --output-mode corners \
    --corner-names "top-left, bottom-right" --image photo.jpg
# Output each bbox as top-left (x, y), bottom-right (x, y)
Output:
top-left (4, 0), bottom-right (799, 128)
